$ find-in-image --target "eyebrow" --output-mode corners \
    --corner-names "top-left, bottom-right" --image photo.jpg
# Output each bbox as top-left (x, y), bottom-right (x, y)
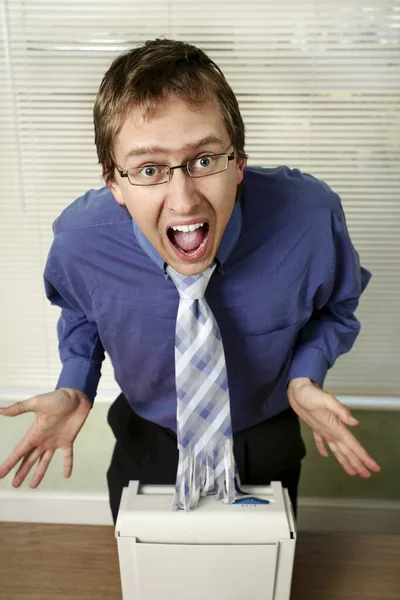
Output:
top-left (123, 135), bottom-right (226, 162)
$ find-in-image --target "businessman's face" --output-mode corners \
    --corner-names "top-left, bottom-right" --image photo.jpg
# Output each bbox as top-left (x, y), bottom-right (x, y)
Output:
top-left (108, 95), bottom-right (245, 275)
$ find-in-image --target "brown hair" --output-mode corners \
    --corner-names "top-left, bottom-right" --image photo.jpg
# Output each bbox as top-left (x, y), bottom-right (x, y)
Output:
top-left (93, 38), bottom-right (247, 183)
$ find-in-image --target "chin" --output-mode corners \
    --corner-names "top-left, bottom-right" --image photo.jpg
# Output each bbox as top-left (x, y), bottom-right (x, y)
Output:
top-left (170, 257), bottom-right (214, 276)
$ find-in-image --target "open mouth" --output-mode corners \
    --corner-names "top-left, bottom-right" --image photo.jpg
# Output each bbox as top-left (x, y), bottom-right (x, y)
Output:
top-left (167, 222), bottom-right (210, 258)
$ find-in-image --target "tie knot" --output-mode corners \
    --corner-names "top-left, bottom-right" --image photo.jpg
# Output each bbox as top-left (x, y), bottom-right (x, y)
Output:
top-left (167, 263), bottom-right (216, 300)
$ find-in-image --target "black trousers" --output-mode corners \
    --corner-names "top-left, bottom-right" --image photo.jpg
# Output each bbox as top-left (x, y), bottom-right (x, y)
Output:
top-left (106, 393), bottom-right (306, 524)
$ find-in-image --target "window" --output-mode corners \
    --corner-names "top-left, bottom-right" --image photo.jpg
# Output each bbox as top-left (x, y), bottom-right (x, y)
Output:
top-left (1, 0), bottom-right (399, 401)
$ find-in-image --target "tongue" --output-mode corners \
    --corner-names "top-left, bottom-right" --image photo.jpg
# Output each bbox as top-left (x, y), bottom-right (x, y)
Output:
top-left (171, 227), bottom-right (205, 252)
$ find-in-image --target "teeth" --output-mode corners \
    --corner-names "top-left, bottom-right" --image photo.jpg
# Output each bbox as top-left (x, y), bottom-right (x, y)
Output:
top-left (171, 222), bottom-right (204, 233)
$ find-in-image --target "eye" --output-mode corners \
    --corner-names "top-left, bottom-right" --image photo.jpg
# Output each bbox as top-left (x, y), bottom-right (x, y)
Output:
top-left (140, 165), bottom-right (160, 177)
top-left (193, 155), bottom-right (215, 169)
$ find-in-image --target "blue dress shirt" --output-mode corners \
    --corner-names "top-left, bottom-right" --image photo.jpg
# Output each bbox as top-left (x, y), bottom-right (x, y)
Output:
top-left (44, 166), bottom-right (371, 433)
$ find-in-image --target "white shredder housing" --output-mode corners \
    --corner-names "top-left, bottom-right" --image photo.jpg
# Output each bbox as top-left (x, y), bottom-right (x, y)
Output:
top-left (116, 480), bottom-right (296, 600)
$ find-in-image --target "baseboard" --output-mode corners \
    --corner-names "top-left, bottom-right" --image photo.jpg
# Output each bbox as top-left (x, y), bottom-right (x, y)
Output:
top-left (297, 497), bottom-right (400, 534)
top-left (0, 490), bottom-right (113, 526)
top-left (1, 490), bottom-right (399, 534)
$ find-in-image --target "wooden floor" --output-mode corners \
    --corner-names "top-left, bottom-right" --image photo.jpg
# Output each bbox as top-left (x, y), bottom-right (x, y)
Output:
top-left (0, 523), bottom-right (399, 599)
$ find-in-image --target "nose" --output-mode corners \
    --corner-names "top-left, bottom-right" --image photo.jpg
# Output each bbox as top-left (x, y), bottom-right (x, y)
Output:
top-left (165, 167), bottom-right (202, 214)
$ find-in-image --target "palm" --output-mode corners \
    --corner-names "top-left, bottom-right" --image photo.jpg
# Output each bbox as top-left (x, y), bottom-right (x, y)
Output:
top-left (297, 398), bottom-right (344, 440)
top-left (33, 393), bottom-right (83, 442)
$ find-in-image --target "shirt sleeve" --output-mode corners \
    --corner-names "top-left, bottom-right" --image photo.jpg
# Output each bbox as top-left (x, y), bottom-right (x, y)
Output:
top-left (44, 263), bottom-right (105, 404)
top-left (287, 198), bottom-right (371, 388)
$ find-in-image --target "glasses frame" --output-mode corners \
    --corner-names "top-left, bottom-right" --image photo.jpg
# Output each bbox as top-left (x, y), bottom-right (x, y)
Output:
top-left (116, 150), bottom-right (235, 187)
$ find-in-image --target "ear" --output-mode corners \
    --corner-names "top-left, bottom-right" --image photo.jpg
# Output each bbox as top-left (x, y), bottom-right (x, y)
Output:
top-left (107, 178), bottom-right (125, 206)
top-left (235, 155), bottom-right (246, 185)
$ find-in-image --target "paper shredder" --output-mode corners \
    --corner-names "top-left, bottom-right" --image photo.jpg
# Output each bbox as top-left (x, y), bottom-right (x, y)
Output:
top-left (115, 480), bottom-right (296, 600)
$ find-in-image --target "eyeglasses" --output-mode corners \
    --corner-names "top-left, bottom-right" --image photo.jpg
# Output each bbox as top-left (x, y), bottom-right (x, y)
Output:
top-left (116, 151), bottom-right (235, 186)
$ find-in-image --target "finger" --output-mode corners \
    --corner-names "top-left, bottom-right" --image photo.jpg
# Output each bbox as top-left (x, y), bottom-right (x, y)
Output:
top-left (313, 431), bottom-right (329, 458)
top-left (63, 446), bottom-right (73, 478)
top-left (0, 397), bottom-right (37, 417)
top-left (327, 441), bottom-right (358, 476)
top-left (0, 438), bottom-right (36, 478)
top-left (12, 448), bottom-right (42, 487)
top-left (335, 427), bottom-right (382, 473)
top-left (334, 440), bottom-right (374, 478)
top-left (29, 450), bottom-right (55, 488)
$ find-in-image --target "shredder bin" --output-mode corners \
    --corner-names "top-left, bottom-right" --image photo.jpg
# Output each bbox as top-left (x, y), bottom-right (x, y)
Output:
top-left (115, 480), bottom-right (296, 600)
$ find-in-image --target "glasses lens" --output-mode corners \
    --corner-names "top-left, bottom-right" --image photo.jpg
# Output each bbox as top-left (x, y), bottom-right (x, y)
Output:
top-left (128, 165), bottom-right (169, 186)
top-left (187, 154), bottom-right (228, 178)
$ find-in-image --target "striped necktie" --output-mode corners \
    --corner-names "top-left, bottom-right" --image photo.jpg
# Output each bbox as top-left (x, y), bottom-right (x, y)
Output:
top-left (167, 262), bottom-right (238, 511)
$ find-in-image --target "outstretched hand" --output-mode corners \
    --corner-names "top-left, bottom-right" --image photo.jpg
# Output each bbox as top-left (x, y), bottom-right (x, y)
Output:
top-left (287, 377), bottom-right (381, 478)
top-left (0, 388), bottom-right (91, 488)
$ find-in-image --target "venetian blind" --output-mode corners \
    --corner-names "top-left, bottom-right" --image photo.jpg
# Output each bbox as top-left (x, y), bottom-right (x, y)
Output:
top-left (0, 0), bottom-right (399, 401)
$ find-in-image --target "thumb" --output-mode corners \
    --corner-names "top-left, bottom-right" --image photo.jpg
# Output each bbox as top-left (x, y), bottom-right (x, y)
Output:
top-left (0, 397), bottom-right (37, 417)
top-left (322, 392), bottom-right (358, 426)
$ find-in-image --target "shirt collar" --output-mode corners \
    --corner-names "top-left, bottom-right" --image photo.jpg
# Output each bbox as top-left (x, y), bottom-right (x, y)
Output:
top-left (131, 201), bottom-right (242, 274)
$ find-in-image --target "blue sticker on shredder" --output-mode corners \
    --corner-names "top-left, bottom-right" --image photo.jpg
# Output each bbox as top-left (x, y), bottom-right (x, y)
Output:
top-left (233, 496), bottom-right (270, 505)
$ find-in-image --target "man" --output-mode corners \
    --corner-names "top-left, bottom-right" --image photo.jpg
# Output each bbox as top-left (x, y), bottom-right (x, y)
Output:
top-left (0, 39), bottom-right (381, 521)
